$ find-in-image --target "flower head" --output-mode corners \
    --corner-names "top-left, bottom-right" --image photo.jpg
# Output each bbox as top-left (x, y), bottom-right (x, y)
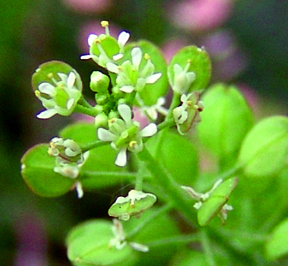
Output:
top-left (173, 91), bottom-right (204, 135)
top-left (98, 104), bottom-right (157, 166)
top-left (171, 61), bottom-right (196, 94)
top-left (35, 71), bottom-right (81, 119)
top-left (80, 21), bottom-right (130, 68)
top-left (107, 47), bottom-right (162, 94)
top-left (48, 137), bottom-right (89, 179)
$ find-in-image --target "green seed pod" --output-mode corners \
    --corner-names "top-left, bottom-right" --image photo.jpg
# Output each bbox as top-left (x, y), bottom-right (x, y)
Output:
top-left (90, 71), bottom-right (110, 93)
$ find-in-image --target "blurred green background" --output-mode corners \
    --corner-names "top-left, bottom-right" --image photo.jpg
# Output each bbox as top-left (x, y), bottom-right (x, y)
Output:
top-left (1, 0), bottom-right (288, 264)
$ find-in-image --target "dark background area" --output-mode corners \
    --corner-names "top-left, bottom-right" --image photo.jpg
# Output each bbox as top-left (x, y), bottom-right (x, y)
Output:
top-left (1, 0), bottom-right (287, 264)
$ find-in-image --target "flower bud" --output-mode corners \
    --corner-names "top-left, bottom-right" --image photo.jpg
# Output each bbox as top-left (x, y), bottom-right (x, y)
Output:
top-left (90, 71), bottom-right (110, 93)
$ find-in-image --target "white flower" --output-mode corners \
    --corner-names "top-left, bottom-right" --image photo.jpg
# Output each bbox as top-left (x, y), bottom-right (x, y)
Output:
top-left (98, 104), bottom-right (157, 167)
top-left (171, 61), bottom-right (196, 94)
top-left (106, 47), bottom-right (162, 94)
top-left (80, 21), bottom-right (130, 67)
top-left (173, 92), bottom-right (204, 135)
top-left (137, 96), bottom-right (168, 121)
top-left (35, 72), bottom-right (81, 119)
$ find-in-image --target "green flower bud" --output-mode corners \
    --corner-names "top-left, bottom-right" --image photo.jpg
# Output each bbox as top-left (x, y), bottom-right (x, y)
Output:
top-left (90, 71), bottom-right (110, 93)
top-left (95, 113), bottom-right (108, 129)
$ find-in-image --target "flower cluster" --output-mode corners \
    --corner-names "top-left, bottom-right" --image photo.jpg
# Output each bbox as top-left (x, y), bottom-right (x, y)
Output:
top-left (98, 104), bottom-right (157, 167)
top-left (35, 71), bottom-right (82, 119)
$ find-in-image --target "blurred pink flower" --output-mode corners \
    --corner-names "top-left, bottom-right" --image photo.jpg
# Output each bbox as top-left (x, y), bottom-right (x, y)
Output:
top-left (169, 0), bottom-right (235, 32)
top-left (61, 0), bottom-right (111, 14)
top-left (201, 30), bottom-right (247, 80)
top-left (161, 38), bottom-right (187, 63)
top-left (132, 107), bottom-right (150, 128)
top-left (78, 21), bottom-right (121, 53)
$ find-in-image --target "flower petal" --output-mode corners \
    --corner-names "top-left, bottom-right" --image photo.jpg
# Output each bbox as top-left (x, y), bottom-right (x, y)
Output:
top-left (118, 104), bottom-right (132, 124)
top-left (146, 72), bottom-right (162, 84)
top-left (107, 62), bottom-right (119, 73)
top-left (67, 72), bottom-right (76, 88)
top-left (115, 148), bottom-right (127, 167)
top-left (38, 82), bottom-right (55, 95)
top-left (88, 34), bottom-right (98, 46)
top-left (131, 47), bottom-right (142, 69)
top-left (80, 54), bottom-right (92, 60)
top-left (120, 85), bottom-right (134, 93)
top-left (140, 123), bottom-right (157, 137)
top-left (98, 128), bottom-right (117, 141)
top-left (118, 31), bottom-right (130, 46)
top-left (37, 109), bottom-right (58, 119)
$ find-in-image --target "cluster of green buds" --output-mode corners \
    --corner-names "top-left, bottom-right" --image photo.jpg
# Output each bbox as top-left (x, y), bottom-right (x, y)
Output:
top-left (98, 104), bottom-right (157, 167)
top-left (48, 137), bottom-right (89, 198)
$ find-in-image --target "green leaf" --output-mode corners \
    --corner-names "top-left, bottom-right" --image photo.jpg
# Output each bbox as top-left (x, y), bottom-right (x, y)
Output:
top-left (124, 40), bottom-right (168, 106)
top-left (167, 45), bottom-right (211, 93)
top-left (266, 218), bottom-right (288, 260)
top-left (146, 130), bottom-right (198, 186)
top-left (21, 144), bottom-right (75, 197)
top-left (238, 116), bottom-right (288, 179)
top-left (197, 177), bottom-right (238, 226)
top-left (197, 83), bottom-right (253, 163)
top-left (66, 220), bottom-right (138, 266)
top-left (32, 60), bottom-right (82, 92)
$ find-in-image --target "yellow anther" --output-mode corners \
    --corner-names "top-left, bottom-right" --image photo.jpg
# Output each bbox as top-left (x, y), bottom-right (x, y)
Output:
top-left (129, 140), bottom-right (137, 149)
top-left (101, 21), bottom-right (109, 27)
top-left (144, 53), bottom-right (150, 60)
top-left (35, 90), bottom-right (41, 97)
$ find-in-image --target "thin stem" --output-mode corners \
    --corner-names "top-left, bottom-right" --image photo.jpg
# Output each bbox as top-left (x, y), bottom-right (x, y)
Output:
top-left (80, 140), bottom-right (109, 153)
top-left (127, 203), bottom-right (173, 239)
top-left (157, 118), bottom-right (175, 131)
top-left (137, 147), bottom-right (199, 227)
top-left (165, 92), bottom-right (180, 121)
top-left (217, 165), bottom-right (242, 182)
top-left (78, 96), bottom-right (94, 109)
top-left (144, 233), bottom-right (201, 247)
top-left (200, 229), bottom-right (216, 266)
top-left (74, 104), bottom-right (98, 117)
top-left (134, 173), bottom-right (143, 191)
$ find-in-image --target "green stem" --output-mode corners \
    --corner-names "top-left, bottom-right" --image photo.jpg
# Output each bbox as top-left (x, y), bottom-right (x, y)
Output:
top-left (134, 173), bottom-right (143, 191)
top-left (157, 118), bottom-right (175, 131)
top-left (80, 140), bottom-right (109, 153)
top-left (137, 147), bottom-right (199, 227)
top-left (200, 229), bottom-right (216, 266)
top-left (78, 96), bottom-right (94, 109)
top-left (165, 92), bottom-right (180, 121)
top-left (74, 104), bottom-right (98, 117)
top-left (217, 165), bottom-right (242, 182)
top-left (127, 203), bottom-right (173, 239)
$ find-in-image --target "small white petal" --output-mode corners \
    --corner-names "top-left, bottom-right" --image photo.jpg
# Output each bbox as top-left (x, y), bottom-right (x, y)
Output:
top-left (118, 104), bottom-right (132, 124)
top-left (80, 54), bottom-right (92, 60)
top-left (115, 148), bottom-right (127, 167)
top-left (129, 242), bottom-right (149, 252)
top-left (67, 72), bottom-right (76, 88)
top-left (146, 72), bottom-right (162, 84)
top-left (118, 31), bottom-right (130, 46)
top-left (113, 53), bottom-right (123, 61)
top-left (157, 97), bottom-right (165, 106)
top-left (98, 128), bottom-right (117, 141)
top-left (186, 72), bottom-right (196, 83)
top-left (173, 64), bottom-right (183, 76)
top-left (131, 47), bottom-right (142, 69)
top-left (88, 34), bottom-right (98, 46)
top-left (57, 73), bottom-right (67, 82)
top-left (107, 62), bottom-right (119, 73)
top-left (75, 181), bottom-right (84, 199)
top-left (66, 98), bottom-right (75, 110)
top-left (120, 85), bottom-right (134, 93)
top-left (140, 123), bottom-right (157, 137)
top-left (37, 109), bottom-right (58, 119)
top-left (38, 83), bottom-right (55, 95)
